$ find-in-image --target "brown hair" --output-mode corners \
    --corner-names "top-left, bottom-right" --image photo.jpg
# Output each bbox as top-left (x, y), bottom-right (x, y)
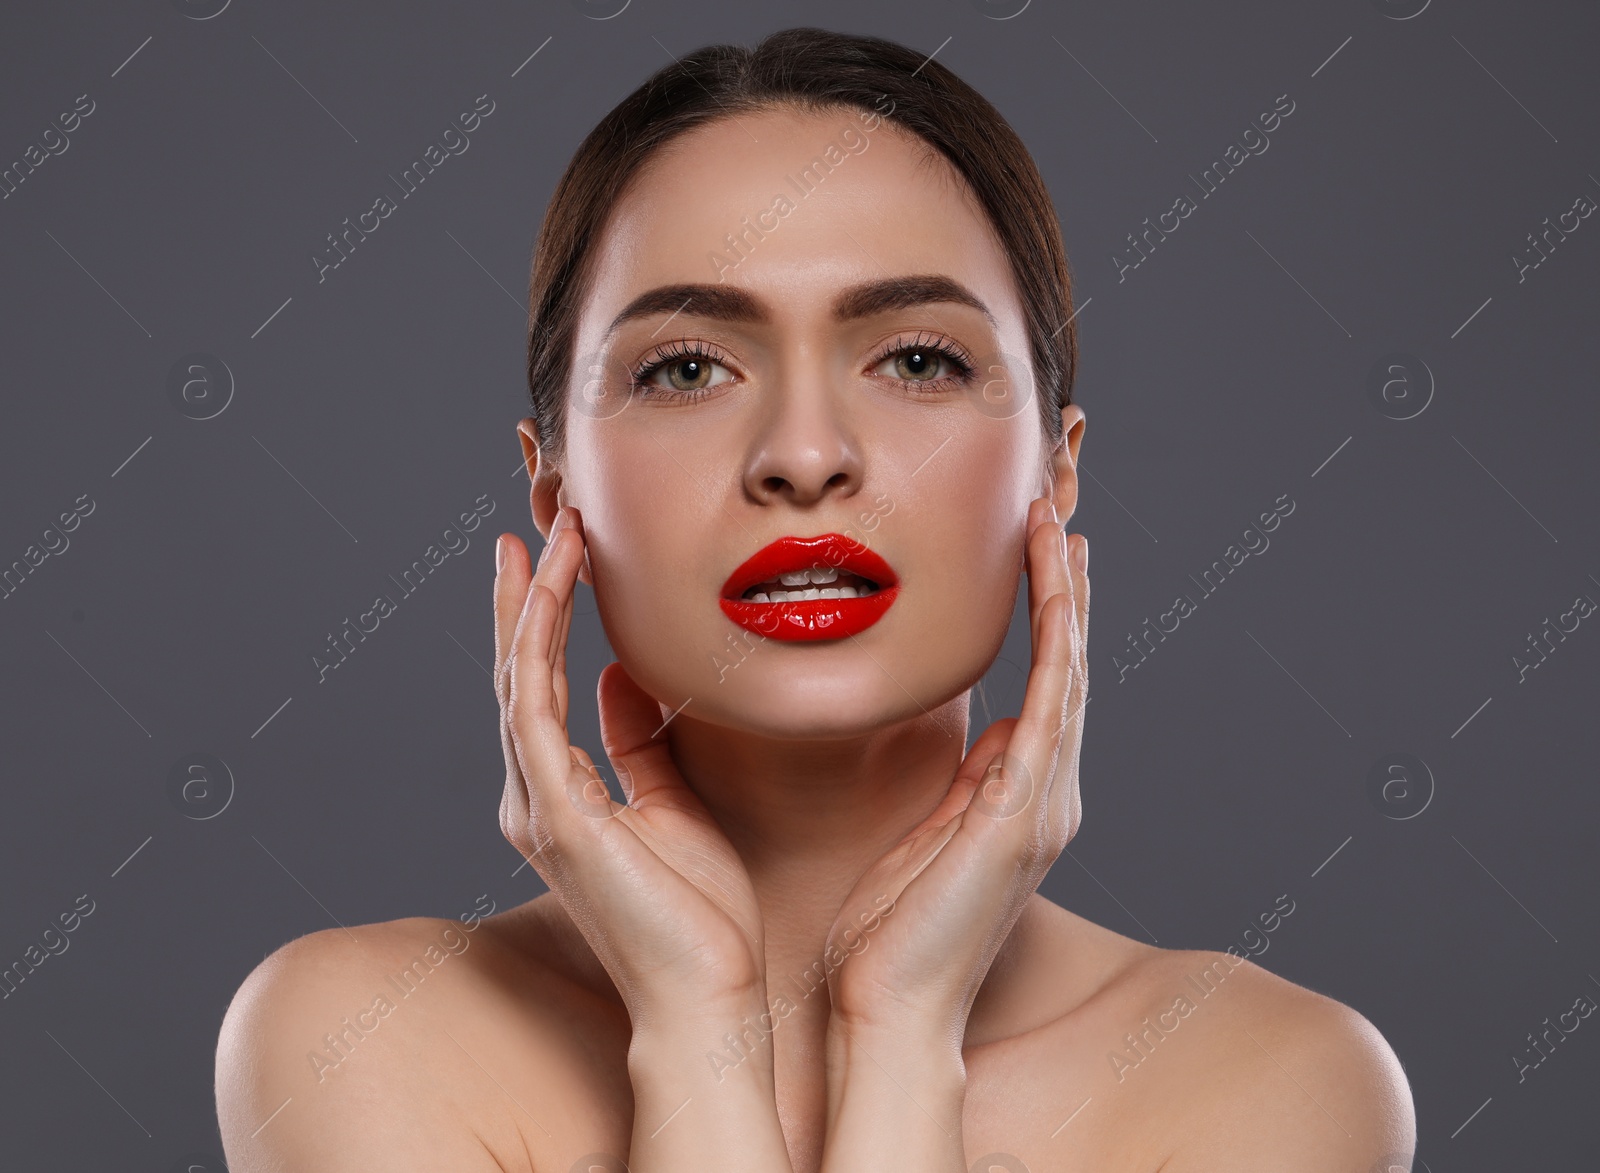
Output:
top-left (525, 26), bottom-right (1078, 460)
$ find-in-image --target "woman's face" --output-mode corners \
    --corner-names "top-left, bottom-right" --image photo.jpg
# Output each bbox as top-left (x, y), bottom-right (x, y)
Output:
top-left (533, 104), bottom-right (1082, 739)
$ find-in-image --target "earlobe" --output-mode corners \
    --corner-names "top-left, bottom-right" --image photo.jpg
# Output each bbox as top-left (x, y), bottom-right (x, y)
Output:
top-left (1050, 404), bottom-right (1086, 521)
top-left (516, 417), bottom-right (562, 540)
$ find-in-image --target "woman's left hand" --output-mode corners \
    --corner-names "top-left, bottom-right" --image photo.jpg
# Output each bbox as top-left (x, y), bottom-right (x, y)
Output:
top-left (823, 495), bottom-right (1089, 1043)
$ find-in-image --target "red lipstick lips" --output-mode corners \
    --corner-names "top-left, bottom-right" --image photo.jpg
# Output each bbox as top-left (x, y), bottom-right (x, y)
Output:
top-left (719, 534), bottom-right (900, 642)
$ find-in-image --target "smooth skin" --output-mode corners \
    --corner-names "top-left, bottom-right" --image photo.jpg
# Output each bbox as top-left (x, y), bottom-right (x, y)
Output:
top-left (216, 107), bottom-right (1415, 1171)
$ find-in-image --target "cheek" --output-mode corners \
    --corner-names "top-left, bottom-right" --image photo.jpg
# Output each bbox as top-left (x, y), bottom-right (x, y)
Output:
top-left (566, 427), bottom-right (726, 692)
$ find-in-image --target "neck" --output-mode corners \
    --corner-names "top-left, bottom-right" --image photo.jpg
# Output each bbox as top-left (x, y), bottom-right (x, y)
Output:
top-left (664, 693), bottom-right (971, 958)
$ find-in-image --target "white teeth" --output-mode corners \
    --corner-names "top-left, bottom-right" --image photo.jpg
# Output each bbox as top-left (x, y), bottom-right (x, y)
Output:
top-left (780, 571), bottom-right (810, 586)
top-left (809, 567), bottom-right (838, 584)
top-left (744, 583), bottom-right (874, 602)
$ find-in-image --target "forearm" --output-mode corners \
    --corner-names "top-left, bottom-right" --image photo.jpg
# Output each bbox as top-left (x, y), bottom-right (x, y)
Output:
top-left (820, 1017), bottom-right (969, 1173)
top-left (626, 997), bottom-right (795, 1172)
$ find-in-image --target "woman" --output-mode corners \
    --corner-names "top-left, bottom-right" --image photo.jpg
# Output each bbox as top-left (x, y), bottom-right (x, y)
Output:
top-left (216, 27), bottom-right (1414, 1172)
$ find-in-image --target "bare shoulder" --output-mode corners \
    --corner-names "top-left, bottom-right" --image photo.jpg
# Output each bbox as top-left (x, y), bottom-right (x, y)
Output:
top-left (215, 904), bottom-right (630, 1172)
top-left (1137, 947), bottom-right (1417, 1171)
top-left (974, 902), bottom-right (1414, 1171)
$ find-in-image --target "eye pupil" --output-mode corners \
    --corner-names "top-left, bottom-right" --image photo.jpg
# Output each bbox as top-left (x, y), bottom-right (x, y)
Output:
top-left (896, 350), bottom-right (937, 380)
top-left (668, 358), bottom-right (710, 391)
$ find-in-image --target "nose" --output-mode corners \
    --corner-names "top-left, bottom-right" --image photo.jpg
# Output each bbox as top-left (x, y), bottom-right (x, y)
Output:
top-left (741, 375), bottom-right (864, 507)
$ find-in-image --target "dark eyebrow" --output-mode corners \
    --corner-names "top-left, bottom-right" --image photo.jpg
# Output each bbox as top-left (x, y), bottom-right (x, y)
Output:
top-left (832, 274), bottom-right (995, 326)
top-left (605, 284), bottom-right (767, 340)
top-left (604, 274), bottom-right (995, 339)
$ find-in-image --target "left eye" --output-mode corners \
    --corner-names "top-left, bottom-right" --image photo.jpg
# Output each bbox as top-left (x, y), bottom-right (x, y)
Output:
top-left (875, 348), bottom-right (954, 382)
top-left (644, 356), bottom-right (734, 393)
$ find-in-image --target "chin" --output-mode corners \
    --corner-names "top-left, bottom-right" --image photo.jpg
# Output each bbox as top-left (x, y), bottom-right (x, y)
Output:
top-left (704, 656), bottom-right (943, 740)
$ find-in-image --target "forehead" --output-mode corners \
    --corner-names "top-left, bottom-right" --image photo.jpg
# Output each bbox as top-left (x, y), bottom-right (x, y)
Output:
top-left (577, 104), bottom-right (1026, 337)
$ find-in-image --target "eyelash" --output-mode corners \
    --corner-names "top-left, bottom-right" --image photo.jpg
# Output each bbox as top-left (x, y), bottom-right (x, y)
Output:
top-left (867, 331), bottom-right (977, 390)
top-left (630, 340), bottom-right (725, 403)
top-left (628, 332), bottom-right (979, 402)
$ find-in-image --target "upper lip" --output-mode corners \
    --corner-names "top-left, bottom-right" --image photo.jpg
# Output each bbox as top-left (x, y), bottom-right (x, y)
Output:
top-left (720, 534), bottom-right (899, 601)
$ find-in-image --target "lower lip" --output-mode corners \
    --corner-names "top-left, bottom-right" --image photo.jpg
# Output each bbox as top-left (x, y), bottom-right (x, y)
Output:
top-left (719, 586), bottom-right (901, 642)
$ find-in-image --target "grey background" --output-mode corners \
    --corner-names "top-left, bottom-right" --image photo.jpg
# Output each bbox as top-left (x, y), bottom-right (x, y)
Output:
top-left (1, 0), bottom-right (1595, 1168)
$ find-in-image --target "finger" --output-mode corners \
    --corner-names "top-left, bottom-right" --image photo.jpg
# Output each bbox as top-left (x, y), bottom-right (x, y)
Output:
top-left (493, 532), bottom-right (533, 683)
top-left (597, 662), bottom-right (700, 810)
top-left (1025, 504), bottom-right (1070, 655)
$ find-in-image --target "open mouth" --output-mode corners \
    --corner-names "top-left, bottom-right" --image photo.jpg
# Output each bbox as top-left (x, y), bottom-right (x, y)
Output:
top-left (719, 534), bottom-right (899, 642)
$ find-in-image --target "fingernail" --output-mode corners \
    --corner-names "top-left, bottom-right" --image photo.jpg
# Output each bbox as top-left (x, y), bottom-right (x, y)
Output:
top-left (1072, 535), bottom-right (1089, 574)
top-left (495, 534), bottom-right (507, 573)
top-left (1049, 499), bottom-right (1059, 524)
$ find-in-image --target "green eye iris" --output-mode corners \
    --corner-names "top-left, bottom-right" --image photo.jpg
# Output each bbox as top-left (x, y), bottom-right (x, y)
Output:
top-left (894, 350), bottom-right (940, 380)
top-left (664, 358), bottom-right (712, 391)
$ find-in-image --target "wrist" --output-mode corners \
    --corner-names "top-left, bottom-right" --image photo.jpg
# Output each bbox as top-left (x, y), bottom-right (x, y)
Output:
top-left (628, 992), bottom-right (782, 1083)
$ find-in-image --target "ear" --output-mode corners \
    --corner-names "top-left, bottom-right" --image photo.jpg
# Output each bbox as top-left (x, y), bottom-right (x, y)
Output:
top-left (516, 417), bottom-right (592, 585)
top-left (516, 417), bottom-right (560, 536)
top-left (1047, 403), bottom-right (1087, 523)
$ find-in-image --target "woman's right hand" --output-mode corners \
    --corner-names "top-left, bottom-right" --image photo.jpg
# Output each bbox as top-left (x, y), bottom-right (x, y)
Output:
top-left (493, 507), bottom-right (769, 1030)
